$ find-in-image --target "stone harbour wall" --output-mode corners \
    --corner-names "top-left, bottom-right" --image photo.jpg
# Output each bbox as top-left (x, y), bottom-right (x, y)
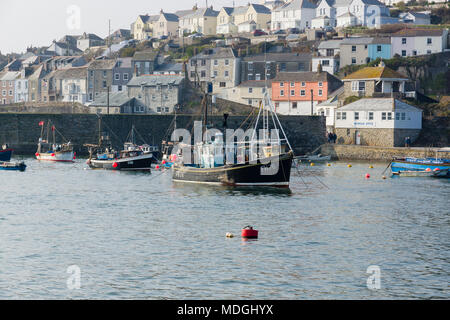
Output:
top-left (0, 113), bottom-right (326, 156)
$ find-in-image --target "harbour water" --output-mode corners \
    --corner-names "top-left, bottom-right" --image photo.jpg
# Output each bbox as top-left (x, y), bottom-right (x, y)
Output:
top-left (0, 157), bottom-right (448, 299)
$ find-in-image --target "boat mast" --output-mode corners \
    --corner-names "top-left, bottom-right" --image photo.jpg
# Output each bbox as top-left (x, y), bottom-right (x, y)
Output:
top-left (98, 115), bottom-right (102, 147)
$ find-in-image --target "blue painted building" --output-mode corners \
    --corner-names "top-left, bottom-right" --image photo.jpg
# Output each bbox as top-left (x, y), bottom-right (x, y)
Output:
top-left (368, 38), bottom-right (391, 62)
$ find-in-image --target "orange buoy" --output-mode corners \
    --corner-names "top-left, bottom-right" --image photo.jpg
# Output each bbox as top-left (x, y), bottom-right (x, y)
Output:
top-left (426, 168), bottom-right (432, 172)
top-left (242, 226), bottom-right (258, 239)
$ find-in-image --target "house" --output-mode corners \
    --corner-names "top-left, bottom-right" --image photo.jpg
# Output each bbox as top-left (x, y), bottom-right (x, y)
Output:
top-left (315, 0), bottom-right (337, 27)
top-left (334, 98), bottom-right (422, 147)
top-left (238, 20), bottom-right (258, 33)
top-left (87, 59), bottom-right (116, 101)
top-left (311, 15), bottom-right (332, 29)
top-left (261, 0), bottom-right (286, 10)
top-left (132, 15), bottom-right (158, 40)
top-left (336, 12), bottom-right (358, 28)
top-left (46, 41), bottom-right (82, 56)
top-left (241, 52), bottom-right (312, 83)
top-left (316, 86), bottom-right (344, 128)
top-left (178, 7), bottom-right (219, 36)
top-left (223, 80), bottom-right (272, 107)
top-left (347, 0), bottom-right (390, 28)
top-left (271, 71), bottom-right (343, 115)
top-left (126, 75), bottom-right (184, 113)
top-left (0, 72), bottom-right (19, 105)
top-left (391, 28), bottom-right (449, 57)
top-left (271, 0), bottom-right (317, 31)
top-left (217, 4), bottom-right (271, 34)
top-left (132, 50), bottom-right (159, 76)
top-left (28, 65), bottom-right (46, 102)
top-left (312, 39), bottom-right (343, 74)
top-left (77, 33), bottom-right (105, 52)
top-left (399, 12), bottom-right (431, 25)
top-left (43, 56), bottom-right (88, 71)
top-left (152, 10), bottom-right (179, 38)
top-left (340, 37), bottom-right (373, 68)
top-left (109, 29), bottom-right (131, 43)
top-left (88, 91), bottom-right (147, 114)
top-left (188, 47), bottom-right (241, 96)
top-left (112, 58), bottom-right (133, 93)
top-left (53, 67), bottom-right (88, 104)
top-left (153, 63), bottom-right (184, 76)
top-left (341, 63), bottom-right (411, 100)
top-left (368, 37), bottom-right (391, 62)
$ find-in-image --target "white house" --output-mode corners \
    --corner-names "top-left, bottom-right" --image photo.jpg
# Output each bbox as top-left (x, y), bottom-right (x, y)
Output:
top-left (271, 0), bottom-right (317, 31)
top-left (399, 12), bottom-right (431, 25)
top-left (178, 7), bottom-right (219, 36)
top-left (335, 98), bottom-right (423, 147)
top-left (315, 0), bottom-right (337, 27)
top-left (391, 28), bottom-right (449, 57)
top-left (15, 71), bottom-right (29, 103)
top-left (336, 12), bottom-right (358, 28)
top-left (347, 0), bottom-right (390, 28)
top-left (312, 39), bottom-right (343, 74)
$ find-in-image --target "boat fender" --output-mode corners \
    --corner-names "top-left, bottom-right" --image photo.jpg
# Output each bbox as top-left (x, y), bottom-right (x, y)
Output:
top-left (242, 226), bottom-right (258, 239)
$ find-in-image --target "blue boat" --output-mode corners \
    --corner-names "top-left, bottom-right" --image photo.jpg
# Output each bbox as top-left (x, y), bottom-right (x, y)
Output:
top-left (391, 148), bottom-right (450, 177)
top-left (0, 145), bottom-right (13, 162)
top-left (0, 161), bottom-right (27, 172)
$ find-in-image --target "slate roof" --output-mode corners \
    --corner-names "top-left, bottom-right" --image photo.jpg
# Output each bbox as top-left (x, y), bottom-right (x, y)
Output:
top-left (239, 80), bottom-right (272, 88)
top-left (243, 52), bottom-right (311, 62)
top-left (392, 28), bottom-right (445, 37)
top-left (318, 39), bottom-right (344, 49)
top-left (343, 66), bottom-right (408, 80)
top-left (0, 71), bottom-right (20, 81)
top-left (338, 98), bottom-right (422, 112)
top-left (274, 0), bottom-right (316, 11)
top-left (250, 4), bottom-right (271, 14)
top-left (182, 7), bottom-right (219, 19)
top-left (132, 50), bottom-right (158, 61)
top-left (89, 91), bottom-right (135, 107)
top-left (161, 12), bottom-right (179, 22)
top-left (274, 71), bottom-right (341, 83)
top-left (53, 67), bottom-right (88, 79)
top-left (88, 59), bottom-right (116, 70)
top-left (127, 74), bottom-right (184, 86)
top-left (341, 37), bottom-right (374, 45)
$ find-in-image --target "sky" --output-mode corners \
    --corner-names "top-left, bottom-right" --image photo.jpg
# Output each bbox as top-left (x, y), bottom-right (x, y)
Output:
top-left (0, 0), bottom-right (255, 54)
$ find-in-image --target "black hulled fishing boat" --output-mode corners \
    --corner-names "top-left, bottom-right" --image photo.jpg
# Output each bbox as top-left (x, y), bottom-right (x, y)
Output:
top-left (85, 119), bottom-right (154, 171)
top-left (0, 144), bottom-right (13, 162)
top-left (171, 92), bottom-right (294, 188)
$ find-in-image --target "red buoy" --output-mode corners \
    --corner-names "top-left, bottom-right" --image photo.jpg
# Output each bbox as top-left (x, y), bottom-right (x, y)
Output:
top-left (51, 153), bottom-right (55, 157)
top-left (156, 165), bottom-right (160, 170)
top-left (35, 153), bottom-right (39, 157)
top-left (162, 160), bottom-right (167, 165)
top-left (366, 173), bottom-right (371, 179)
top-left (242, 226), bottom-right (258, 239)
top-left (112, 162), bottom-right (118, 169)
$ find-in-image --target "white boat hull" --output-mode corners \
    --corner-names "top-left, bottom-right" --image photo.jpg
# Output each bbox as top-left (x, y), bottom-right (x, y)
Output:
top-left (36, 151), bottom-right (75, 162)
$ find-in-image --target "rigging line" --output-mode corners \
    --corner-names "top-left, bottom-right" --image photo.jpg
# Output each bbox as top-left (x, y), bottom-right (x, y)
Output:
top-left (294, 160), bottom-right (310, 190)
top-left (101, 120), bottom-right (124, 146)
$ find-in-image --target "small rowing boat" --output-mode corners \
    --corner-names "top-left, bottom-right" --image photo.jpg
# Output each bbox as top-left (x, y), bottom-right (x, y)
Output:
top-left (0, 161), bottom-right (27, 172)
top-left (393, 168), bottom-right (449, 177)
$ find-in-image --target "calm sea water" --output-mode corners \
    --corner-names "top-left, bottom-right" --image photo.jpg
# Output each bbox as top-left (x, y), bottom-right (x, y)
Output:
top-left (0, 157), bottom-right (448, 300)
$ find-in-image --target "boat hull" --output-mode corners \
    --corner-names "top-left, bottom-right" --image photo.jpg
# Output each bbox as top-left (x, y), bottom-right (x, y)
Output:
top-left (0, 149), bottom-right (13, 162)
top-left (173, 152), bottom-right (294, 187)
top-left (392, 159), bottom-right (450, 176)
top-left (0, 161), bottom-right (26, 172)
top-left (36, 151), bottom-right (75, 162)
top-left (88, 154), bottom-right (153, 171)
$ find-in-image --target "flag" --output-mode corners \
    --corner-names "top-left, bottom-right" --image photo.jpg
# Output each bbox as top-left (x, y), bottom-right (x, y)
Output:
top-left (39, 121), bottom-right (44, 126)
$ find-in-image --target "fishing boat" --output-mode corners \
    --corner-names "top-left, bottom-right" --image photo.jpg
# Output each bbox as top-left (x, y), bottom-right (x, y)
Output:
top-left (85, 120), bottom-right (153, 171)
top-left (0, 144), bottom-right (13, 162)
top-left (35, 120), bottom-right (75, 162)
top-left (0, 161), bottom-right (27, 172)
top-left (171, 92), bottom-right (294, 188)
top-left (391, 148), bottom-right (450, 177)
top-left (393, 168), bottom-right (449, 177)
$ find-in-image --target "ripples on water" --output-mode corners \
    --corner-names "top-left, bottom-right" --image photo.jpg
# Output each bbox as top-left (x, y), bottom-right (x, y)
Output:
top-left (0, 157), bottom-right (448, 299)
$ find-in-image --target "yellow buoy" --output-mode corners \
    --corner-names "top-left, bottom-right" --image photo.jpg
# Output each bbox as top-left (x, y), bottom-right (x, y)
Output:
top-left (327, 163), bottom-right (331, 167)
top-left (310, 163), bottom-right (315, 167)
top-left (369, 165), bottom-right (374, 169)
top-left (348, 164), bottom-right (352, 168)
top-left (226, 233), bottom-right (234, 238)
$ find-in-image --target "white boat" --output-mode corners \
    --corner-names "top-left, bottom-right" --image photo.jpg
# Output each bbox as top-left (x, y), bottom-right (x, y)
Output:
top-left (35, 120), bottom-right (75, 163)
top-left (393, 168), bottom-right (449, 177)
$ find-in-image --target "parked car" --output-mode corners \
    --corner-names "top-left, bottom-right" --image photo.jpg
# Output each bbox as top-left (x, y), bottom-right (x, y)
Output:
top-left (323, 26), bottom-right (335, 32)
top-left (272, 30), bottom-right (286, 35)
top-left (253, 29), bottom-right (267, 37)
top-left (188, 33), bottom-right (203, 39)
top-left (287, 28), bottom-right (300, 34)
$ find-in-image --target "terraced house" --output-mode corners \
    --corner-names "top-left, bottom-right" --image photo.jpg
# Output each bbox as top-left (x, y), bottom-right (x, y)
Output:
top-left (271, 0), bottom-right (317, 31)
top-left (178, 7), bottom-right (219, 36)
top-left (216, 3), bottom-right (271, 34)
top-left (87, 59), bottom-right (116, 102)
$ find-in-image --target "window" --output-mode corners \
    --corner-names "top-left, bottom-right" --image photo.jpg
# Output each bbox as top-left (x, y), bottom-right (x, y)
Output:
top-left (2, 81), bottom-right (5, 87)
top-left (292, 102), bottom-right (297, 109)
top-left (152, 95), bottom-right (156, 100)
top-left (248, 62), bottom-right (253, 71)
top-left (220, 82), bottom-right (226, 87)
top-left (427, 50), bottom-right (432, 54)
top-left (396, 112), bottom-right (400, 121)
top-left (387, 112), bottom-right (392, 120)
top-left (290, 82), bottom-right (295, 87)
top-left (123, 74), bottom-right (129, 81)
top-left (201, 59), bottom-right (206, 66)
top-left (382, 112), bottom-right (387, 120)
top-left (290, 90), bottom-right (295, 96)
top-left (352, 81), bottom-right (365, 92)
top-left (191, 60), bottom-right (196, 67)
top-left (8, 90), bottom-right (12, 96)
top-left (377, 45), bottom-right (382, 52)
top-left (225, 59), bottom-right (229, 65)
top-left (248, 99), bottom-right (252, 105)
top-left (354, 112), bottom-right (359, 120)
top-left (249, 88), bottom-right (253, 93)
top-left (1, 90), bottom-right (5, 96)
top-left (115, 73), bottom-right (120, 80)
top-left (301, 82), bottom-right (306, 87)
top-left (342, 112), bottom-right (347, 120)
top-left (280, 90), bottom-right (284, 96)
top-left (90, 71), bottom-right (94, 77)
top-left (427, 38), bottom-right (432, 45)
top-left (255, 74), bottom-right (261, 81)
top-left (190, 71), bottom-right (196, 78)
top-left (401, 113), bottom-right (406, 120)
top-left (280, 63), bottom-right (286, 72)
top-left (280, 82), bottom-right (284, 87)
top-left (201, 71), bottom-right (206, 78)
top-left (318, 82), bottom-right (323, 87)
top-left (351, 57), bottom-right (356, 64)
top-left (322, 60), bottom-right (330, 66)
top-left (102, 81), bottom-right (107, 89)
top-left (318, 89), bottom-right (323, 96)
top-left (358, 81), bottom-right (365, 92)
top-left (300, 90), bottom-right (305, 96)
top-left (103, 71), bottom-right (107, 78)
top-left (224, 71), bottom-right (229, 77)
top-left (402, 50), bottom-right (406, 57)
top-left (214, 60), bottom-right (218, 66)
top-left (413, 50), bottom-right (417, 56)
top-left (402, 38), bottom-right (407, 45)
top-left (337, 112), bottom-right (341, 120)
top-left (118, 85), bottom-right (122, 91)
top-left (369, 112), bottom-right (374, 120)
top-left (352, 46), bottom-right (356, 52)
